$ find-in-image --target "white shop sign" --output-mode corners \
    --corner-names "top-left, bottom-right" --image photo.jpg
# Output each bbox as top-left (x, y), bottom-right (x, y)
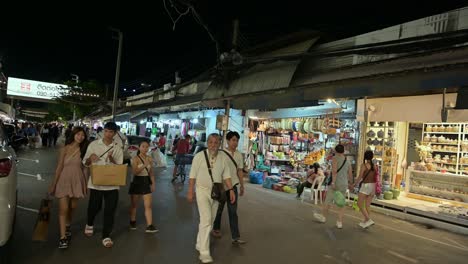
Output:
top-left (357, 93), bottom-right (461, 122)
top-left (7, 77), bottom-right (68, 101)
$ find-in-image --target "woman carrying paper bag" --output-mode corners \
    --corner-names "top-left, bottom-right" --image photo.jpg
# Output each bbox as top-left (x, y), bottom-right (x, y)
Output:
top-left (82, 122), bottom-right (124, 248)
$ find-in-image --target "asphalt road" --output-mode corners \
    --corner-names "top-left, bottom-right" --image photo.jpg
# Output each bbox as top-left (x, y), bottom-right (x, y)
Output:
top-left (6, 146), bottom-right (468, 264)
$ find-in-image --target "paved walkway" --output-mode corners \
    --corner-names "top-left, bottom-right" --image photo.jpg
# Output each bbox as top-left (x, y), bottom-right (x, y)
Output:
top-left (9, 147), bottom-right (468, 263)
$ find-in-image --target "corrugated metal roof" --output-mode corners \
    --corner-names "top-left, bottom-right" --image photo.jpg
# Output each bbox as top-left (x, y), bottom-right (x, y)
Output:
top-left (203, 60), bottom-right (300, 100)
top-left (292, 47), bottom-right (468, 87)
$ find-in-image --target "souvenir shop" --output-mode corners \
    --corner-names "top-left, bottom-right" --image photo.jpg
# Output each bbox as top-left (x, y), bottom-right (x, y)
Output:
top-left (357, 94), bottom-right (468, 222)
top-left (246, 100), bottom-right (359, 194)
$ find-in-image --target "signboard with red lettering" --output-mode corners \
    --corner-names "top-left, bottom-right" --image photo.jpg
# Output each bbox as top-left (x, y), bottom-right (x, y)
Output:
top-left (7, 77), bottom-right (68, 101)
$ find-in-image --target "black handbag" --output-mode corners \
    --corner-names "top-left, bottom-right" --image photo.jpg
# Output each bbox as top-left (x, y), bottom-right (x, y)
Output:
top-left (203, 150), bottom-right (226, 203)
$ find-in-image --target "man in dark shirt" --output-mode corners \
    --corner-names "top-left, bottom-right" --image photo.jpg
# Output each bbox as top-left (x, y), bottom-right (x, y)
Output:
top-left (172, 135), bottom-right (191, 181)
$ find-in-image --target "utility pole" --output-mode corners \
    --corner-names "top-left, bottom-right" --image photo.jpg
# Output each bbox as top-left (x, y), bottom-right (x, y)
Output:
top-left (110, 28), bottom-right (123, 121)
top-left (71, 74), bottom-right (79, 123)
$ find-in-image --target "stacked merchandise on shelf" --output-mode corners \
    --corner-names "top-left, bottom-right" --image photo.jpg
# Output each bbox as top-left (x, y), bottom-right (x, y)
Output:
top-left (422, 123), bottom-right (468, 175)
top-left (364, 121), bottom-right (399, 199)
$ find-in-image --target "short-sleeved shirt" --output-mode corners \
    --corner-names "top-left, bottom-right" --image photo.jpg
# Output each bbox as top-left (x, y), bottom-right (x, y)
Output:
top-left (176, 139), bottom-right (190, 154)
top-left (221, 149), bottom-right (244, 187)
top-left (189, 150), bottom-right (231, 189)
top-left (158, 137), bottom-right (166, 148)
top-left (83, 139), bottom-right (124, 191)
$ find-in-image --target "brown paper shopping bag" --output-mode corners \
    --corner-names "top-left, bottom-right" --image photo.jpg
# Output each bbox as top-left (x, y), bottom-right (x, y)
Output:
top-left (90, 164), bottom-right (128, 186)
top-left (32, 197), bottom-right (52, 241)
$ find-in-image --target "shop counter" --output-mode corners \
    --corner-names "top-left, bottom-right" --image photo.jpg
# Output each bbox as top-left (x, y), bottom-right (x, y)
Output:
top-left (408, 169), bottom-right (468, 208)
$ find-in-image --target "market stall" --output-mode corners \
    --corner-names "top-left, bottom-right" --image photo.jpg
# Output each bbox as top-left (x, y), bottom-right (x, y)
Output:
top-left (356, 94), bottom-right (468, 222)
top-left (248, 112), bottom-right (360, 195)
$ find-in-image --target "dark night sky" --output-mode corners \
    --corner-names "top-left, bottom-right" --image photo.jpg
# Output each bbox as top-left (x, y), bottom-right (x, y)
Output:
top-left (1, 1), bottom-right (468, 95)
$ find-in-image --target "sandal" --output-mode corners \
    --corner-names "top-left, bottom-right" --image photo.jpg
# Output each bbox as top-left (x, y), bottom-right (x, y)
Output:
top-left (102, 238), bottom-right (114, 248)
top-left (84, 225), bottom-right (94, 237)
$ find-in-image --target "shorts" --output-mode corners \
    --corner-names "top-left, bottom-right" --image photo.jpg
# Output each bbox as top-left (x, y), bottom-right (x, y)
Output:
top-left (359, 183), bottom-right (376, 196)
top-left (128, 176), bottom-right (152, 195)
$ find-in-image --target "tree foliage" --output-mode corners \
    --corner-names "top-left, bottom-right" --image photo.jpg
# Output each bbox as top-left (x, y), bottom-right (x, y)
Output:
top-left (44, 79), bottom-right (108, 121)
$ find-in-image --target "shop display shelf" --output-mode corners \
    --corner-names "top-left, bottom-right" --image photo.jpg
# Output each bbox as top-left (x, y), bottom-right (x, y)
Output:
top-left (431, 150), bottom-right (459, 153)
top-left (424, 132), bottom-right (460, 135)
top-left (436, 168), bottom-right (458, 173)
top-left (266, 158), bottom-right (291, 162)
top-left (432, 161), bottom-right (459, 166)
top-left (430, 142), bottom-right (459, 146)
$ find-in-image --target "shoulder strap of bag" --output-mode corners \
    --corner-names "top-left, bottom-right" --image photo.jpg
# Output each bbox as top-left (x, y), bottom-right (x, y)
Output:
top-left (337, 157), bottom-right (347, 173)
top-left (203, 150), bottom-right (214, 183)
top-left (361, 168), bottom-right (372, 182)
top-left (99, 144), bottom-right (115, 159)
top-left (137, 155), bottom-right (150, 175)
top-left (220, 149), bottom-right (238, 169)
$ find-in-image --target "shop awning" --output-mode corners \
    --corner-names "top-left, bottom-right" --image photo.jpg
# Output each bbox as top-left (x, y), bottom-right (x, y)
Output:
top-left (293, 47), bottom-right (468, 99)
top-left (202, 37), bottom-right (319, 104)
top-left (203, 60), bottom-right (300, 102)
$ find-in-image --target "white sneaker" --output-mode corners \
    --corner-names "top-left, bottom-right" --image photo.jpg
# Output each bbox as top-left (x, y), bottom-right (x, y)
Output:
top-left (313, 213), bottom-right (326, 223)
top-left (336, 221), bottom-right (343, 229)
top-left (359, 222), bottom-right (367, 229)
top-left (199, 254), bottom-right (214, 263)
top-left (363, 219), bottom-right (375, 228)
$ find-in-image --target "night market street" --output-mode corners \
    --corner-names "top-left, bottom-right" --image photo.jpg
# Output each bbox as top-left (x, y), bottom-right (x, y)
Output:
top-left (7, 146), bottom-right (468, 264)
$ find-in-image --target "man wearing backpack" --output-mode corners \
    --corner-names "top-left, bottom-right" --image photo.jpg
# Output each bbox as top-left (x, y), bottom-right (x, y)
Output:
top-left (212, 131), bottom-right (246, 245)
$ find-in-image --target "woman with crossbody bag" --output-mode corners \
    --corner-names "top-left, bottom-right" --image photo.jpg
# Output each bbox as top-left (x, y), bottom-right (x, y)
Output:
top-left (128, 141), bottom-right (158, 233)
top-left (353, 150), bottom-right (377, 229)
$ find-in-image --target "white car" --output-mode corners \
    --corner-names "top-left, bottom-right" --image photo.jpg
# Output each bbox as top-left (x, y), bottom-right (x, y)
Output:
top-left (0, 122), bottom-right (18, 261)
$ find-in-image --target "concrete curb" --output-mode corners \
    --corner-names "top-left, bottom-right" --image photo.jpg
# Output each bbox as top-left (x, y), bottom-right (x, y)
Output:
top-left (371, 205), bottom-right (468, 236)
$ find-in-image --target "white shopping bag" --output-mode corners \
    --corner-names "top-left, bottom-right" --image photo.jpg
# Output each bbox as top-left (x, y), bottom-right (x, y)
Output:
top-left (152, 149), bottom-right (167, 168)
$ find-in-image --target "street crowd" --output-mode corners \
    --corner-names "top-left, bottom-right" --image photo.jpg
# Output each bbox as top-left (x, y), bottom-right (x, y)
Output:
top-left (42, 120), bottom-right (379, 264)
top-left (46, 121), bottom-right (247, 263)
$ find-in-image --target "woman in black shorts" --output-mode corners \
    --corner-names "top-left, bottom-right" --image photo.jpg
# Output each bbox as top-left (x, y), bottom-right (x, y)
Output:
top-left (129, 141), bottom-right (158, 233)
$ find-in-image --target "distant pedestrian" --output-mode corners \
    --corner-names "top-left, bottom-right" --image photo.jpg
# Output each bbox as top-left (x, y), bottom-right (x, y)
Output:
top-left (83, 122), bottom-right (123, 248)
top-left (158, 133), bottom-right (166, 154)
top-left (48, 127), bottom-right (89, 249)
top-left (172, 134), bottom-right (191, 181)
top-left (187, 133), bottom-right (236, 263)
top-left (51, 124), bottom-right (59, 146)
top-left (128, 140), bottom-right (158, 233)
top-left (314, 144), bottom-right (353, 229)
top-left (353, 150), bottom-right (378, 229)
top-left (65, 125), bottom-right (73, 141)
top-left (41, 124), bottom-right (50, 147)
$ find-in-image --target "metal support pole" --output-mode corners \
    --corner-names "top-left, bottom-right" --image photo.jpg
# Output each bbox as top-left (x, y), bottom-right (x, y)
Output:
top-left (222, 99), bottom-right (231, 147)
top-left (111, 29), bottom-right (123, 121)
